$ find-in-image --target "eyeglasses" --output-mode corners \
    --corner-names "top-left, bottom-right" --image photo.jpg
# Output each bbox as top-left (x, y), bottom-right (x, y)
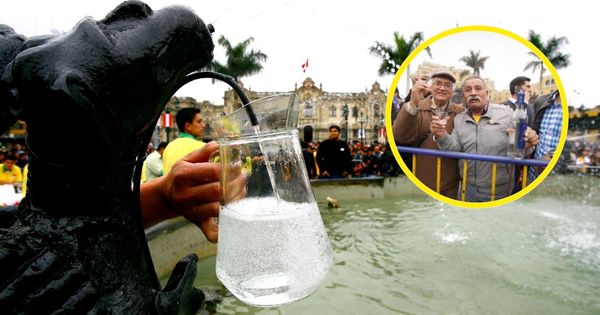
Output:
top-left (432, 80), bottom-right (453, 89)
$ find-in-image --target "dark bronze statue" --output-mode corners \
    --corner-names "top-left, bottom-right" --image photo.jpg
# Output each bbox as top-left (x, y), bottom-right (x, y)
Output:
top-left (0, 1), bottom-right (215, 313)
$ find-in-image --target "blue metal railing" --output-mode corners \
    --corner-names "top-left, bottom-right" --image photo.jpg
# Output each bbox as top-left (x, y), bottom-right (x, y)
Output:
top-left (396, 146), bottom-right (550, 201)
top-left (396, 146), bottom-right (550, 167)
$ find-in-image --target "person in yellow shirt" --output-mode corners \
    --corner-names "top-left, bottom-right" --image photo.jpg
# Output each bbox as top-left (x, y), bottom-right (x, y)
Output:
top-left (0, 154), bottom-right (22, 185)
top-left (162, 107), bottom-right (206, 175)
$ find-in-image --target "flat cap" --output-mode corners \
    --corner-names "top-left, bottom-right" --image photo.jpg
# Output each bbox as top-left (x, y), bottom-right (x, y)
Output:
top-left (430, 68), bottom-right (456, 83)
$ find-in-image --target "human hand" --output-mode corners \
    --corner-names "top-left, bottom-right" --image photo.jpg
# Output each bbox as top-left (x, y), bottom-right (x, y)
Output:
top-left (409, 73), bottom-right (420, 84)
top-left (430, 115), bottom-right (447, 139)
top-left (251, 155), bottom-right (264, 164)
top-left (409, 79), bottom-right (430, 107)
top-left (524, 127), bottom-right (539, 150)
top-left (163, 142), bottom-right (246, 242)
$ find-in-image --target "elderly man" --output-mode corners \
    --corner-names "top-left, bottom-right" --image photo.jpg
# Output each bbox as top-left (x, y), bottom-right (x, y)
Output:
top-left (393, 69), bottom-right (464, 198)
top-left (430, 75), bottom-right (539, 202)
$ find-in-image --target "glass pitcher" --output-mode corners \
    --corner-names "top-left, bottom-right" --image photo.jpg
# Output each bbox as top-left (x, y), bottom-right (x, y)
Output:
top-left (211, 93), bottom-right (333, 307)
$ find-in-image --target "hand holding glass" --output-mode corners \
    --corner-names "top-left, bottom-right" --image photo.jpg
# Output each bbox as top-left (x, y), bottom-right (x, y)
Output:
top-left (434, 109), bottom-right (448, 127)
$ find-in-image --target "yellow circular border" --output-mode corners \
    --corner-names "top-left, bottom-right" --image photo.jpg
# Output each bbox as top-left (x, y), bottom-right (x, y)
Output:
top-left (385, 25), bottom-right (569, 209)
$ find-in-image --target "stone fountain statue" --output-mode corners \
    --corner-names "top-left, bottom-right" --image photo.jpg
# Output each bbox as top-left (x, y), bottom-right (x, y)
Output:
top-left (0, 1), bottom-right (215, 313)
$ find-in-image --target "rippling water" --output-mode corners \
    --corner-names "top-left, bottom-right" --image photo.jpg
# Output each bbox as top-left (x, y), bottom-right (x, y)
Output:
top-left (186, 175), bottom-right (600, 314)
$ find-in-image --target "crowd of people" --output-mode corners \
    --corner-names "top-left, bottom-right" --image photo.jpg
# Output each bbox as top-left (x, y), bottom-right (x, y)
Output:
top-left (559, 136), bottom-right (600, 175)
top-left (0, 74), bottom-right (596, 206)
top-left (302, 129), bottom-right (402, 180)
top-left (0, 143), bottom-right (28, 188)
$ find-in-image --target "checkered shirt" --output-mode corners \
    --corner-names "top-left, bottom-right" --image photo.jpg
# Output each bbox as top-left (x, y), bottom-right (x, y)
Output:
top-left (534, 102), bottom-right (563, 160)
top-left (528, 101), bottom-right (562, 182)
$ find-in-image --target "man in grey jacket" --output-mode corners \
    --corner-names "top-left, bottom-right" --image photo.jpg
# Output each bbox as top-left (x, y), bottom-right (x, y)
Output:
top-left (430, 75), bottom-right (539, 202)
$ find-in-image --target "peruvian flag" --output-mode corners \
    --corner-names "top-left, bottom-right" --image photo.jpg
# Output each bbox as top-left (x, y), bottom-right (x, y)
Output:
top-left (161, 112), bottom-right (173, 128)
top-left (301, 58), bottom-right (309, 73)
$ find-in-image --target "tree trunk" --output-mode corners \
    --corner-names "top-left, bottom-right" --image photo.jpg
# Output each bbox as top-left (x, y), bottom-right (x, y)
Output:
top-left (539, 64), bottom-right (545, 92)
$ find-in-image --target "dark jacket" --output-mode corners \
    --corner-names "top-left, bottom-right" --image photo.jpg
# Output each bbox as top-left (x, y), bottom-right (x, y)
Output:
top-left (531, 90), bottom-right (559, 134)
top-left (316, 139), bottom-right (352, 177)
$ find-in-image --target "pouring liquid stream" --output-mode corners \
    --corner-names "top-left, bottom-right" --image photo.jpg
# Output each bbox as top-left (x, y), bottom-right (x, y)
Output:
top-left (254, 125), bottom-right (281, 201)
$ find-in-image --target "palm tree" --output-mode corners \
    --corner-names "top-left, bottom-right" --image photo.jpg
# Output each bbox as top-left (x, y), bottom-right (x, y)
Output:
top-left (524, 30), bottom-right (570, 91)
top-left (459, 50), bottom-right (489, 75)
top-left (369, 32), bottom-right (431, 95)
top-left (207, 35), bottom-right (268, 82)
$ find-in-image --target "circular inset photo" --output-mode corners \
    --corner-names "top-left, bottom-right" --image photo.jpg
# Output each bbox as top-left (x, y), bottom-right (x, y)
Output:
top-left (386, 25), bottom-right (568, 208)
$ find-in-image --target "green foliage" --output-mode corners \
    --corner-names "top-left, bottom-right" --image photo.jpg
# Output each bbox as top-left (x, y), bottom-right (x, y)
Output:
top-left (459, 50), bottom-right (489, 75)
top-left (524, 30), bottom-right (570, 90)
top-left (369, 32), bottom-right (431, 76)
top-left (206, 35), bottom-right (268, 82)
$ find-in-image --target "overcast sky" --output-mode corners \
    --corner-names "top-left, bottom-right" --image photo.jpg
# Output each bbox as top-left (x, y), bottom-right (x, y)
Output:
top-left (1, 0), bottom-right (596, 108)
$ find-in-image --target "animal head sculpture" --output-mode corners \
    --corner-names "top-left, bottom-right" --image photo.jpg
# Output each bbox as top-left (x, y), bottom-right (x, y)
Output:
top-left (0, 1), bottom-right (215, 313)
top-left (2, 0), bottom-right (213, 165)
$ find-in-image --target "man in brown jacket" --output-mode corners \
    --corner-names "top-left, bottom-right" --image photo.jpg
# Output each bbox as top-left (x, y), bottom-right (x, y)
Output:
top-left (393, 69), bottom-right (465, 198)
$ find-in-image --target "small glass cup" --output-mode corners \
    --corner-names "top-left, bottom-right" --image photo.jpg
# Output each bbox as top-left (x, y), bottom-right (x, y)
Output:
top-left (435, 110), bottom-right (448, 128)
top-left (424, 76), bottom-right (433, 89)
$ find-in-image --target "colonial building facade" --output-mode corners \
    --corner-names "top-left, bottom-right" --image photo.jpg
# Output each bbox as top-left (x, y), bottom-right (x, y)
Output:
top-left (156, 77), bottom-right (388, 145)
top-left (152, 65), bottom-right (558, 146)
top-left (294, 78), bottom-right (387, 143)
